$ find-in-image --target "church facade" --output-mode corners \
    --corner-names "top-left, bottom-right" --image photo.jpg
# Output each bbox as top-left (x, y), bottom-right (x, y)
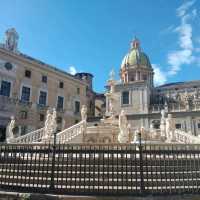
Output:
top-left (105, 38), bottom-right (200, 137)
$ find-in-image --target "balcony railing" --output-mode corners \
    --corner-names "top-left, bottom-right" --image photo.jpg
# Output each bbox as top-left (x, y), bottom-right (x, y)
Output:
top-left (151, 102), bottom-right (200, 113)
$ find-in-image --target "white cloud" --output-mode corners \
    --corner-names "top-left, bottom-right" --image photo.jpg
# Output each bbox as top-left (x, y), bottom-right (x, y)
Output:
top-left (160, 25), bottom-right (175, 34)
top-left (175, 23), bottom-right (193, 49)
top-left (176, 0), bottom-right (195, 17)
top-left (167, 0), bottom-right (196, 76)
top-left (192, 9), bottom-right (197, 18)
top-left (153, 1), bottom-right (199, 84)
top-left (68, 66), bottom-right (77, 75)
top-left (152, 64), bottom-right (167, 86)
top-left (168, 49), bottom-right (194, 75)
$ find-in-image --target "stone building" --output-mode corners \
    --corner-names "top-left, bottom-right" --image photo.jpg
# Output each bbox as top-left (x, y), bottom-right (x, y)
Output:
top-left (105, 38), bottom-right (200, 137)
top-left (94, 93), bottom-right (106, 117)
top-left (0, 28), bottom-right (95, 142)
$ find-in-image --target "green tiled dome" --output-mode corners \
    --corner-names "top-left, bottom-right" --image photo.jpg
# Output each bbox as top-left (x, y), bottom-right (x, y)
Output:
top-left (121, 39), bottom-right (152, 69)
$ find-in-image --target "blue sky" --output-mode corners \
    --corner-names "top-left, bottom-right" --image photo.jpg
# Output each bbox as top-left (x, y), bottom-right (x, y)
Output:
top-left (0, 0), bottom-right (200, 92)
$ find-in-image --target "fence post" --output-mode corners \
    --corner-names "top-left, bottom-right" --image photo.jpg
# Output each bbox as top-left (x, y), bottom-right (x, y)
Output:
top-left (138, 132), bottom-right (145, 194)
top-left (49, 131), bottom-right (56, 190)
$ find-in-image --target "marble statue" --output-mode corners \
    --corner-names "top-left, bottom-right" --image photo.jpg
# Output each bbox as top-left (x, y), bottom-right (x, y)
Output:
top-left (166, 114), bottom-right (175, 142)
top-left (164, 101), bottom-right (168, 112)
top-left (6, 116), bottom-right (15, 143)
top-left (127, 123), bottom-right (132, 142)
top-left (118, 110), bottom-right (129, 143)
top-left (44, 109), bottom-right (52, 139)
top-left (43, 108), bottom-right (57, 140)
top-left (149, 123), bottom-right (155, 139)
top-left (5, 28), bottom-right (19, 52)
top-left (81, 105), bottom-right (87, 121)
top-left (132, 129), bottom-right (140, 143)
top-left (50, 108), bottom-right (57, 134)
top-left (160, 109), bottom-right (166, 139)
top-left (109, 98), bottom-right (115, 116)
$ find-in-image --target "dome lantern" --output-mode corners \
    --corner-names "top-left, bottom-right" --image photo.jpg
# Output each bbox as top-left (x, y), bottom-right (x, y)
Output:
top-left (131, 37), bottom-right (140, 50)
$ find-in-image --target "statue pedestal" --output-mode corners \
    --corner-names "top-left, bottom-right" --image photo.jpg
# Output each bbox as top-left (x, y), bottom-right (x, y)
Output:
top-left (118, 133), bottom-right (129, 143)
top-left (100, 117), bottom-right (118, 126)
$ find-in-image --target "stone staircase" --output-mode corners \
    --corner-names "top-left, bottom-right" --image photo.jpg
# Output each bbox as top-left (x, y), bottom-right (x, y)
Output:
top-left (56, 120), bottom-right (86, 143)
top-left (10, 118), bottom-right (119, 144)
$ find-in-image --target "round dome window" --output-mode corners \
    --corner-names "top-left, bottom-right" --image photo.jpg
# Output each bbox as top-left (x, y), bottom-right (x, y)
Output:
top-left (4, 62), bottom-right (13, 70)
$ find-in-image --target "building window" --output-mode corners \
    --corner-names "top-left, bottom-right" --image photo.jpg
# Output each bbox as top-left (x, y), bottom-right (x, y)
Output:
top-left (175, 123), bottom-right (181, 129)
top-left (131, 77), bottom-right (135, 82)
top-left (154, 124), bottom-right (160, 129)
top-left (25, 70), bottom-right (31, 78)
top-left (77, 88), bottom-right (80, 94)
top-left (59, 81), bottom-right (64, 89)
top-left (39, 91), bottom-right (47, 106)
top-left (39, 114), bottom-right (45, 122)
top-left (57, 96), bottom-right (64, 110)
top-left (4, 62), bottom-right (13, 71)
top-left (42, 75), bottom-right (47, 83)
top-left (21, 86), bottom-right (31, 102)
top-left (143, 74), bottom-right (147, 80)
top-left (0, 80), bottom-right (11, 97)
top-left (21, 126), bottom-right (27, 135)
top-left (75, 101), bottom-right (80, 114)
top-left (20, 111), bottom-right (28, 119)
top-left (198, 123), bottom-right (200, 129)
top-left (57, 117), bottom-right (62, 124)
top-left (122, 91), bottom-right (129, 105)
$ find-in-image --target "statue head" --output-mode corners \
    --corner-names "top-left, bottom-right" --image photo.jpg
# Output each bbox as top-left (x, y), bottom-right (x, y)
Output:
top-left (135, 129), bottom-right (140, 134)
top-left (141, 126), bottom-right (145, 133)
top-left (52, 108), bottom-right (57, 117)
top-left (120, 109), bottom-right (125, 115)
top-left (46, 108), bottom-right (51, 115)
top-left (161, 109), bottom-right (165, 118)
top-left (10, 116), bottom-right (14, 120)
top-left (82, 105), bottom-right (87, 110)
top-left (168, 114), bottom-right (172, 119)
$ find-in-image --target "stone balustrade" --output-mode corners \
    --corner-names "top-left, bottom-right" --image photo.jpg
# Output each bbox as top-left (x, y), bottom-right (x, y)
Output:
top-left (151, 102), bottom-right (200, 113)
top-left (56, 120), bottom-right (86, 143)
top-left (12, 128), bottom-right (44, 143)
top-left (174, 129), bottom-right (200, 144)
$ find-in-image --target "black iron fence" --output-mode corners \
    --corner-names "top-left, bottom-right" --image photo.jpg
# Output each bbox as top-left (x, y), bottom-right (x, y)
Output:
top-left (0, 142), bottom-right (200, 196)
